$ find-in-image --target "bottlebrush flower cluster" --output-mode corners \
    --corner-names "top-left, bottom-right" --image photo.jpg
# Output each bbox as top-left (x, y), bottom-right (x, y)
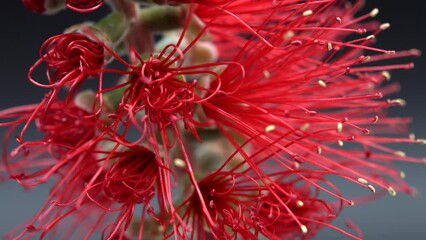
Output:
top-left (2, 0), bottom-right (424, 239)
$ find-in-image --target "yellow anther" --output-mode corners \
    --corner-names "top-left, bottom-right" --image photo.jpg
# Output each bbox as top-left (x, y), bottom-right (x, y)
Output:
top-left (174, 158), bottom-right (186, 168)
top-left (367, 185), bottom-right (376, 193)
top-left (303, 10), bottom-right (313, 17)
top-left (357, 178), bottom-right (368, 185)
top-left (380, 23), bottom-right (391, 30)
top-left (388, 187), bottom-right (397, 196)
top-left (370, 8), bottom-right (379, 17)
top-left (337, 122), bottom-right (343, 133)
top-left (301, 225), bottom-right (308, 234)
top-left (318, 80), bottom-right (327, 87)
top-left (265, 125), bottom-right (276, 133)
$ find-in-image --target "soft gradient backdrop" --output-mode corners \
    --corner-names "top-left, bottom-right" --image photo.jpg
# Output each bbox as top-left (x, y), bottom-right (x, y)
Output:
top-left (0, 1), bottom-right (425, 239)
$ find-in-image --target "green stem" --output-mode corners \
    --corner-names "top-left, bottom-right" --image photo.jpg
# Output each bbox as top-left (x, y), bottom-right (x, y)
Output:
top-left (95, 12), bottom-right (127, 44)
top-left (139, 6), bottom-right (183, 31)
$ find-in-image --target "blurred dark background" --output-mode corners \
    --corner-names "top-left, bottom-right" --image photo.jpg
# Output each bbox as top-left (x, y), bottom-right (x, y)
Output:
top-left (0, 1), bottom-right (425, 239)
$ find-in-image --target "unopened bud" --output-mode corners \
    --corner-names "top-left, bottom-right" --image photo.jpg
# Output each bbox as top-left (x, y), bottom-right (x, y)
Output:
top-left (22, 0), bottom-right (65, 15)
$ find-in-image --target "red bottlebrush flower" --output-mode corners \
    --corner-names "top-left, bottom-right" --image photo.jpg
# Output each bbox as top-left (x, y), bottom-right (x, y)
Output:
top-left (5, 143), bottom-right (165, 239)
top-left (176, 171), bottom-right (263, 239)
top-left (65, 0), bottom-right (104, 12)
top-left (198, 0), bottom-right (422, 197)
top-left (29, 32), bottom-right (105, 90)
top-left (99, 145), bottom-right (164, 238)
top-left (102, 145), bottom-right (159, 204)
top-left (21, 0), bottom-right (65, 14)
top-left (0, 101), bottom-right (100, 186)
top-left (28, 30), bottom-right (109, 115)
top-left (105, 42), bottom-right (228, 147)
top-left (2, 0), bottom-right (423, 239)
top-left (257, 173), bottom-right (350, 239)
top-left (175, 167), bottom-right (359, 240)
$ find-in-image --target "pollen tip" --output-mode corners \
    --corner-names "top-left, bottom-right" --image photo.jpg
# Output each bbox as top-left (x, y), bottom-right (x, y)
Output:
top-left (327, 42), bottom-right (333, 51)
top-left (370, 8), bottom-right (379, 17)
top-left (362, 56), bottom-right (371, 63)
top-left (357, 178), bottom-right (368, 185)
top-left (302, 10), bottom-right (313, 17)
top-left (317, 146), bottom-right (322, 155)
top-left (382, 71), bottom-right (391, 81)
top-left (390, 98), bottom-right (406, 107)
top-left (366, 35), bottom-right (375, 40)
top-left (394, 151), bottom-right (406, 157)
top-left (174, 158), bottom-right (186, 168)
top-left (337, 122), bottom-right (343, 133)
top-left (372, 115), bottom-right (379, 123)
top-left (400, 171), bottom-right (406, 179)
top-left (300, 225), bottom-right (308, 234)
top-left (388, 187), bottom-right (397, 196)
top-left (380, 23), bottom-right (391, 30)
top-left (300, 123), bottom-right (310, 131)
top-left (263, 70), bottom-right (271, 79)
top-left (283, 31), bottom-right (295, 40)
top-left (265, 125), bottom-right (276, 133)
top-left (296, 200), bottom-right (304, 207)
top-left (367, 185), bottom-right (376, 193)
top-left (318, 80), bottom-right (327, 87)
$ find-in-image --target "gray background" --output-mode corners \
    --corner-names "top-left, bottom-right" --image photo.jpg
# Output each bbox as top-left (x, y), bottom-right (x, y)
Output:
top-left (0, 1), bottom-right (425, 239)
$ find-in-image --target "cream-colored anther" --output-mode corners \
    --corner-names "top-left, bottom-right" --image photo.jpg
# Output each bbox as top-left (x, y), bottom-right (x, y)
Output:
top-left (296, 200), bottom-right (304, 207)
top-left (265, 125), bottom-right (276, 133)
top-left (370, 8), bottom-right (379, 17)
top-left (357, 178), bottom-right (368, 185)
top-left (400, 171), bottom-right (406, 179)
top-left (382, 71), bottom-right (391, 80)
top-left (283, 31), bottom-right (295, 40)
top-left (367, 185), bottom-right (376, 193)
top-left (303, 10), bottom-right (313, 17)
top-left (317, 146), bottom-right (322, 155)
top-left (337, 122), bottom-right (343, 133)
top-left (390, 98), bottom-right (406, 106)
top-left (301, 225), bottom-right (308, 234)
top-left (395, 151), bottom-right (406, 157)
top-left (173, 158), bottom-right (186, 168)
top-left (409, 133), bottom-right (416, 140)
top-left (336, 17), bottom-right (342, 23)
top-left (380, 23), bottom-right (391, 30)
top-left (388, 187), bottom-right (397, 196)
top-left (366, 35), bottom-right (375, 40)
top-left (318, 80), bottom-right (327, 87)
top-left (300, 123), bottom-right (310, 131)
top-left (373, 115), bottom-right (379, 123)
top-left (337, 140), bottom-right (344, 147)
top-left (327, 42), bottom-right (333, 51)
top-left (416, 139), bottom-right (426, 144)
top-left (293, 162), bottom-right (300, 169)
top-left (362, 56), bottom-right (371, 63)
top-left (263, 70), bottom-right (271, 79)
